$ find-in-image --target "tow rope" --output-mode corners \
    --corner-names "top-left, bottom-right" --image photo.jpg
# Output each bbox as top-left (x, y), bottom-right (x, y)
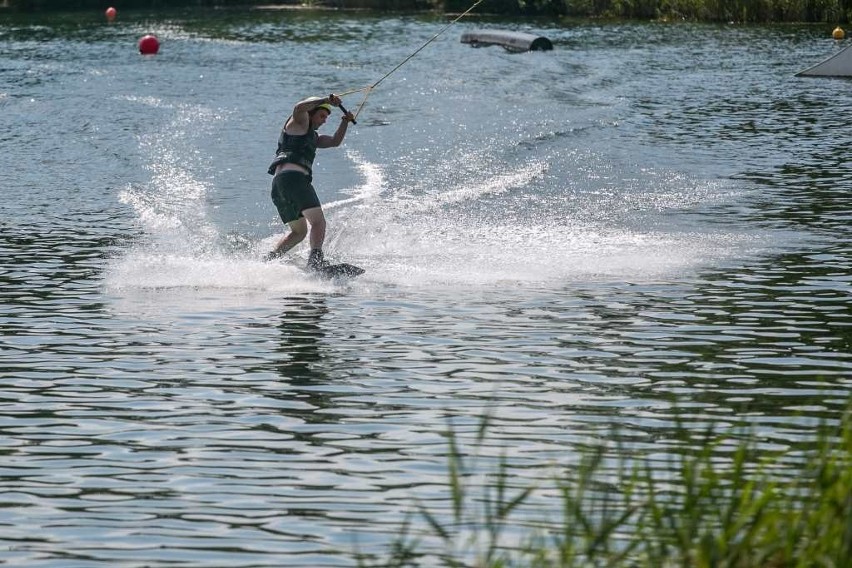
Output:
top-left (337, 0), bottom-right (486, 122)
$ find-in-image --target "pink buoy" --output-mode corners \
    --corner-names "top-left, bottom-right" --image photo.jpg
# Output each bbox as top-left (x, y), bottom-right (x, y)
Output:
top-left (105, 7), bottom-right (117, 22)
top-left (138, 34), bottom-right (160, 55)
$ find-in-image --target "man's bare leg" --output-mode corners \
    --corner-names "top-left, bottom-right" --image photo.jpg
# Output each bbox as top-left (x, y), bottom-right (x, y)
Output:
top-left (265, 218), bottom-right (308, 261)
top-left (302, 206), bottom-right (328, 270)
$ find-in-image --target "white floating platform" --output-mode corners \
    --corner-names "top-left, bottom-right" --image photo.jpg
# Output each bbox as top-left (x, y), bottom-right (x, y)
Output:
top-left (460, 29), bottom-right (553, 53)
top-left (797, 44), bottom-right (852, 77)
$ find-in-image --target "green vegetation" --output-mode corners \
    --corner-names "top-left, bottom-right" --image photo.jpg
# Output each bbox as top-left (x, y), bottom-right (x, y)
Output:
top-left (3, 0), bottom-right (851, 23)
top-left (451, 0), bottom-right (851, 22)
top-left (357, 407), bottom-right (852, 567)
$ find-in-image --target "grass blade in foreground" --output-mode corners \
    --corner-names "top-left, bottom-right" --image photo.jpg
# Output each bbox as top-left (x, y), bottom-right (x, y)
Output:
top-left (360, 404), bottom-right (852, 567)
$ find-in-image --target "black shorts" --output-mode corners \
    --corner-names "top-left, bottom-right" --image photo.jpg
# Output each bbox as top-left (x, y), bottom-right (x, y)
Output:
top-left (271, 171), bottom-right (321, 224)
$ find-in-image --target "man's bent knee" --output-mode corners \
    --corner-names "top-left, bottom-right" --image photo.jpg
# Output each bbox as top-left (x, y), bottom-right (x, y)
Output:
top-left (288, 220), bottom-right (308, 240)
top-left (303, 207), bottom-right (325, 226)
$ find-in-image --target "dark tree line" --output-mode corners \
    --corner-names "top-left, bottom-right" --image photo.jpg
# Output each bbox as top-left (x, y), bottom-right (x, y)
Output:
top-left (3, 0), bottom-right (849, 23)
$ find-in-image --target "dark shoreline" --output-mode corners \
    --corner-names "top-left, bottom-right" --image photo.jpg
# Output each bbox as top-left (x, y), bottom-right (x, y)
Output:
top-left (1, 0), bottom-right (849, 24)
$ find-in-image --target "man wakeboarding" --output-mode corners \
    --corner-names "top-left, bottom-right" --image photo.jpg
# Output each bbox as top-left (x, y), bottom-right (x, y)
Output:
top-left (263, 93), bottom-right (362, 279)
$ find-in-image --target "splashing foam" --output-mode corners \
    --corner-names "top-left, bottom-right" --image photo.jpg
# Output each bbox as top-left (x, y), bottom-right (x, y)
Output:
top-left (327, 155), bottom-right (764, 288)
top-left (107, 252), bottom-right (333, 293)
top-left (107, 116), bottom-right (767, 294)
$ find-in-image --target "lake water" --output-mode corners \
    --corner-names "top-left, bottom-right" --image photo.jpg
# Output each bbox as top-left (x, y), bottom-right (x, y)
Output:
top-left (1, 7), bottom-right (851, 566)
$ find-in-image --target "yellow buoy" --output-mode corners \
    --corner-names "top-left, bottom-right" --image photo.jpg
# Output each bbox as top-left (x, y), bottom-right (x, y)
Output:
top-left (832, 26), bottom-right (845, 40)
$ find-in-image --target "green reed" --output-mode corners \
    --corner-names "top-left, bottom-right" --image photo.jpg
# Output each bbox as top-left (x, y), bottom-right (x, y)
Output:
top-left (357, 405), bottom-right (852, 567)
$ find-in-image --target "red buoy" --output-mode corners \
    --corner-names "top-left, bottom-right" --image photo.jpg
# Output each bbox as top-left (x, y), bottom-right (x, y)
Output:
top-left (105, 7), bottom-right (117, 22)
top-left (138, 34), bottom-right (160, 55)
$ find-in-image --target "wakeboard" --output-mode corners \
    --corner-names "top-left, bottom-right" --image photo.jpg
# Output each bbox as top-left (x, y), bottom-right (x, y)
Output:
top-left (263, 252), bottom-right (364, 280)
top-left (311, 263), bottom-right (365, 280)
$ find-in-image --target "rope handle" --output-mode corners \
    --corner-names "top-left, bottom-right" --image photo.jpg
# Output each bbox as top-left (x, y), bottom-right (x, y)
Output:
top-left (337, 101), bottom-right (357, 125)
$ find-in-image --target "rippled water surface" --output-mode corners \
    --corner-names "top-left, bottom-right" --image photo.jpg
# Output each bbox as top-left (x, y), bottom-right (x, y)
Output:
top-left (1, 8), bottom-right (851, 566)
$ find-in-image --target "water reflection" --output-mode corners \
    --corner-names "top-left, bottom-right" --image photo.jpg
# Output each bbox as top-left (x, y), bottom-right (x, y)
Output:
top-left (274, 296), bottom-right (329, 384)
top-left (268, 296), bottom-right (351, 430)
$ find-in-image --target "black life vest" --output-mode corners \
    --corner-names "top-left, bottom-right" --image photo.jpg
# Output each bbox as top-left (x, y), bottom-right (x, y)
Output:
top-left (267, 127), bottom-right (318, 175)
